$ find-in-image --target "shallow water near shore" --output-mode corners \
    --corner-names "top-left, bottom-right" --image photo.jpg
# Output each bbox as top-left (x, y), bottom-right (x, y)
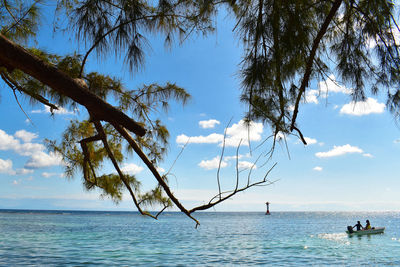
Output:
top-left (1, 210), bottom-right (399, 266)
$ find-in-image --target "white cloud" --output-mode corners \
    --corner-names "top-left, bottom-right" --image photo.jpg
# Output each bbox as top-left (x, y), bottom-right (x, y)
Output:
top-left (0, 158), bottom-right (15, 175)
top-left (176, 133), bottom-right (223, 145)
top-left (275, 131), bottom-right (287, 141)
top-left (0, 129), bottom-right (20, 151)
top-left (156, 167), bottom-right (165, 173)
top-left (121, 163), bottom-right (144, 175)
top-left (0, 129), bottom-right (45, 156)
top-left (224, 154), bottom-right (245, 161)
top-left (313, 166), bottom-right (323, 171)
top-left (0, 159), bottom-right (34, 176)
top-left (319, 75), bottom-right (351, 95)
top-left (14, 130), bottom-right (38, 143)
top-left (305, 89), bottom-right (320, 104)
top-left (198, 157), bottom-right (256, 171)
top-left (315, 144), bottom-right (364, 158)
top-left (198, 156), bottom-right (228, 170)
top-left (224, 120), bottom-right (263, 147)
top-left (41, 172), bottom-right (62, 178)
top-left (32, 105), bottom-right (75, 115)
top-left (238, 161), bottom-right (256, 170)
top-left (177, 120), bottom-right (263, 148)
top-left (340, 97), bottom-right (385, 116)
top-left (0, 129), bottom-right (64, 169)
top-left (42, 172), bottom-right (54, 178)
top-left (16, 168), bottom-right (34, 175)
top-left (362, 153), bottom-right (374, 158)
top-left (199, 119), bottom-right (220, 129)
top-left (15, 143), bottom-right (46, 156)
top-left (25, 151), bottom-right (63, 168)
top-left (304, 137), bottom-right (317, 145)
top-left (305, 75), bottom-right (351, 104)
top-left (393, 139), bottom-right (400, 144)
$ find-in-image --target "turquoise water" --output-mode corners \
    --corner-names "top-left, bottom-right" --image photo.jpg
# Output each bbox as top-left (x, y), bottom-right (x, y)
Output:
top-left (1, 211), bottom-right (400, 266)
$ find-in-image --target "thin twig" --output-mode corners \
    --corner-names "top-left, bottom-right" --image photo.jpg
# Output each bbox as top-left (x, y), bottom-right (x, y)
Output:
top-left (216, 118), bottom-right (232, 199)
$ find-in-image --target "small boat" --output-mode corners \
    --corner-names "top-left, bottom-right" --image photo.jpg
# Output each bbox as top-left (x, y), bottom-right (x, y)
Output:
top-left (346, 226), bottom-right (385, 236)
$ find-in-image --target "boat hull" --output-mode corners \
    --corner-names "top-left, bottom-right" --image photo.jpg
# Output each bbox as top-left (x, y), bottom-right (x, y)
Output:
top-left (346, 227), bottom-right (385, 236)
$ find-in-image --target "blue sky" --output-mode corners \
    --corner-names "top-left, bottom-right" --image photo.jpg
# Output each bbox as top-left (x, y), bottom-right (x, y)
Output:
top-left (1, 4), bottom-right (400, 212)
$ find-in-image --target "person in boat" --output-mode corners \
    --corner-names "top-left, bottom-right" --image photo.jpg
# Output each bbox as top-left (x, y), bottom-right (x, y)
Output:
top-left (353, 221), bottom-right (363, 231)
top-left (364, 220), bottom-right (371, 230)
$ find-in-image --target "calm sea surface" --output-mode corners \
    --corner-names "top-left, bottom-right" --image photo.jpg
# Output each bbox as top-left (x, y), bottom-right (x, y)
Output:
top-left (0, 210), bottom-right (400, 266)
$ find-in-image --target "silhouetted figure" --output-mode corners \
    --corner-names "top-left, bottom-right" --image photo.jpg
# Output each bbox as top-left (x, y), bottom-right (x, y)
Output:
top-left (353, 221), bottom-right (363, 231)
top-left (265, 202), bottom-right (270, 215)
top-left (365, 220), bottom-right (371, 230)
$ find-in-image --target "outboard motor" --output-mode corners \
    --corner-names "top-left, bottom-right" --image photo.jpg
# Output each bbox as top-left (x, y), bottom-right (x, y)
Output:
top-left (347, 226), bottom-right (354, 233)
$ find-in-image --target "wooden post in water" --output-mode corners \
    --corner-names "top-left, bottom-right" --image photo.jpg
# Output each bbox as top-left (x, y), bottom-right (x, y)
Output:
top-left (265, 202), bottom-right (270, 215)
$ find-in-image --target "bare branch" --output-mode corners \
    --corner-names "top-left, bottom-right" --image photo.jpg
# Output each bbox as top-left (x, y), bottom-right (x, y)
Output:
top-left (234, 139), bottom-right (243, 192)
top-left (189, 129), bottom-right (277, 214)
top-left (217, 119), bottom-right (232, 199)
top-left (165, 137), bottom-right (189, 176)
top-left (189, 163), bottom-right (277, 213)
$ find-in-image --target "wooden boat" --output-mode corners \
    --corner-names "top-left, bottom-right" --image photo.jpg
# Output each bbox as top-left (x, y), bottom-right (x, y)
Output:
top-left (346, 226), bottom-right (385, 236)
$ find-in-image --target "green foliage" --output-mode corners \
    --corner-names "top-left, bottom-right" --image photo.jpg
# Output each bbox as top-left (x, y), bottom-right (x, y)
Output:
top-left (58, 0), bottom-right (218, 73)
top-left (95, 174), bottom-right (141, 204)
top-left (230, 0), bottom-right (400, 137)
top-left (0, 0), bottom-right (42, 42)
top-left (46, 117), bottom-right (171, 208)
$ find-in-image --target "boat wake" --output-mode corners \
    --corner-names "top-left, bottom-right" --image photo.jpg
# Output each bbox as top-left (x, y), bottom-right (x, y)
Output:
top-left (317, 233), bottom-right (349, 244)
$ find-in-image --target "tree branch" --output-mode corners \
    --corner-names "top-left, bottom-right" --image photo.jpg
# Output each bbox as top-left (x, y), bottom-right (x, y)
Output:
top-left (189, 163), bottom-right (277, 213)
top-left (0, 34), bottom-right (146, 137)
top-left (93, 120), bottom-right (155, 218)
top-left (111, 123), bottom-right (200, 227)
top-left (79, 134), bottom-right (101, 185)
top-left (290, 0), bottom-right (343, 132)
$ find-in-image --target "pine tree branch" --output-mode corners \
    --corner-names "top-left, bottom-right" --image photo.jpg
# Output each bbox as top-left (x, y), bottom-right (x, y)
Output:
top-left (0, 34), bottom-right (146, 137)
top-left (79, 134), bottom-right (101, 185)
top-left (93, 120), bottom-right (155, 219)
top-left (2, 0), bottom-right (41, 34)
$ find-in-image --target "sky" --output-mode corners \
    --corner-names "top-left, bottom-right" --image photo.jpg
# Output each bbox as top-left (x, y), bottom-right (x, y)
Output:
top-left (1, 3), bottom-right (400, 212)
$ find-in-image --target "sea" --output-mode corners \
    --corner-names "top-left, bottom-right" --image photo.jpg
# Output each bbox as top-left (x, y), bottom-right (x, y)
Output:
top-left (0, 210), bottom-right (399, 266)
